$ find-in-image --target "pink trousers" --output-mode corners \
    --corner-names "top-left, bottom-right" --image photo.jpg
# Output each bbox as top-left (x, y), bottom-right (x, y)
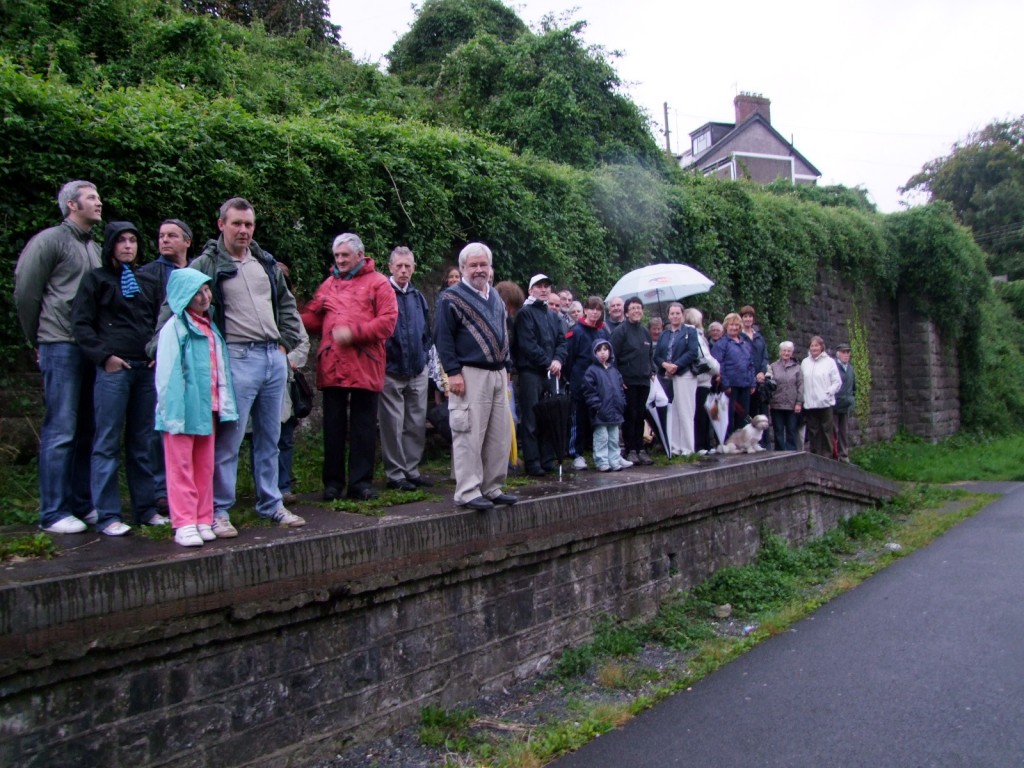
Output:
top-left (162, 431), bottom-right (215, 529)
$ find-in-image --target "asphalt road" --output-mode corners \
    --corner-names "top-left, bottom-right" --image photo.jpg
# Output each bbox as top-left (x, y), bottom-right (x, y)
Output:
top-left (552, 483), bottom-right (1024, 768)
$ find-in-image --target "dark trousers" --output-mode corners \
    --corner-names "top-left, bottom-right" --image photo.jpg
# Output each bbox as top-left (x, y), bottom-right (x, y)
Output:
top-left (771, 408), bottom-right (799, 451)
top-left (568, 396), bottom-right (593, 458)
top-left (322, 387), bottom-right (379, 493)
top-left (695, 385), bottom-right (713, 451)
top-left (519, 371), bottom-right (558, 471)
top-left (834, 410), bottom-right (851, 460)
top-left (622, 382), bottom-right (650, 454)
top-left (726, 387), bottom-right (752, 438)
top-left (804, 407), bottom-right (834, 458)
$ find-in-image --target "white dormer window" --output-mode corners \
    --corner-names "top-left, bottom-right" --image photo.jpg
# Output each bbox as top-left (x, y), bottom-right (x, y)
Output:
top-left (692, 130), bottom-right (711, 154)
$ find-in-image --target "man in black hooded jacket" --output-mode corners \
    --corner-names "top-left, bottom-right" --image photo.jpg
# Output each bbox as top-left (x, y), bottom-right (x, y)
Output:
top-left (513, 274), bottom-right (567, 476)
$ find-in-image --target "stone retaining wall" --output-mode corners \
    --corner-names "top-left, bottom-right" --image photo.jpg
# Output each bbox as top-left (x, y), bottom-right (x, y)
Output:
top-left (0, 455), bottom-right (898, 767)
top-left (783, 267), bottom-right (960, 444)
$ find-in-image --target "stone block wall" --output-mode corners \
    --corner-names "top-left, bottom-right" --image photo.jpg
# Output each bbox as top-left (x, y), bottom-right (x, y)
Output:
top-left (783, 267), bottom-right (959, 444)
top-left (0, 456), bottom-right (897, 767)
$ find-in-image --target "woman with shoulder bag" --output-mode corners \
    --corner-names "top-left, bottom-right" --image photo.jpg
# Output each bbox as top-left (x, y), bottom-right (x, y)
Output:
top-left (653, 302), bottom-right (700, 456)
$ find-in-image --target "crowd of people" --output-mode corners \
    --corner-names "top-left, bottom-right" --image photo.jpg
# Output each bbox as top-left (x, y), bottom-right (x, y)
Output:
top-left (13, 180), bottom-right (856, 548)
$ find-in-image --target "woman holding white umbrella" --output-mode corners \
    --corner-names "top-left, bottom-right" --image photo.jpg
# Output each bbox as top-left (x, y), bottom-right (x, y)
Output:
top-left (653, 302), bottom-right (699, 456)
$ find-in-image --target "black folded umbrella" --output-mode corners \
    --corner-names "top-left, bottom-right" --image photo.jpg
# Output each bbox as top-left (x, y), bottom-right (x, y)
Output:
top-left (534, 375), bottom-right (571, 480)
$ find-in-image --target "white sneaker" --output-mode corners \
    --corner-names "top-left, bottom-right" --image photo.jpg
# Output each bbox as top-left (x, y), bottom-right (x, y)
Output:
top-left (197, 524), bottom-right (216, 542)
top-left (572, 456), bottom-right (587, 471)
top-left (175, 525), bottom-right (204, 547)
top-left (83, 509), bottom-right (98, 525)
top-left (618, 456), bottom-right (634, 468)
top-left (271, 507), bottom-right (306, 527)
top-left (597, 465), bottom-right (610, 472)
top-left (41, 515), bottom-right (87, 534)
top-left (145, 513), bottom-right (171, 526)
top-left (211, 517), bottom-right (238, 538)
top-left (100, 521), bottom-right (132, 537)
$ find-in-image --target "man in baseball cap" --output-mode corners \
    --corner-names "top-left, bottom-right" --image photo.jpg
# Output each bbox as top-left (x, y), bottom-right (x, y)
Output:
top-left (514, 274), bottom-right (567, 476)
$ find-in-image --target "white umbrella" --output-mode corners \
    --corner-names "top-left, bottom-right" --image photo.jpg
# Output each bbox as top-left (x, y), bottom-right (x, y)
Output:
top-left (705, 391), bottom-right (730, 447)
top-left (606, 263), bottom-right (715, 307)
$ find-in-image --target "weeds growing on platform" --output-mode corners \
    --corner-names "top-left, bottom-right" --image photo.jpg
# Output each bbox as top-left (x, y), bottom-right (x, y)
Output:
top-left (386, 485), bottom-right (990, 768)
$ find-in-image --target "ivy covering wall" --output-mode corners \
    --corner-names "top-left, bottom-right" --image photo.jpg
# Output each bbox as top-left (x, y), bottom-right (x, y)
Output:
top-left (1, 1), bottom-right (1021, 434)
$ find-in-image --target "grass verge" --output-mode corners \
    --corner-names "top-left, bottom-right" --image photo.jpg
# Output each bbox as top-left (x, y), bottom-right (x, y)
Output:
top-left (852, 430), bottom-right (1024, 482)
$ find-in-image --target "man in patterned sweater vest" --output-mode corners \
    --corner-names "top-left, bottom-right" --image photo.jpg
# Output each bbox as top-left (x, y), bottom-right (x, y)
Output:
top-left (434, 243), bottom-right (518, 511)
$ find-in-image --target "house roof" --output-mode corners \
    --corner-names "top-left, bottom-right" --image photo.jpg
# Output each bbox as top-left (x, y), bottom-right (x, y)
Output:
top-left (685, 113), bottom-right (821, 177)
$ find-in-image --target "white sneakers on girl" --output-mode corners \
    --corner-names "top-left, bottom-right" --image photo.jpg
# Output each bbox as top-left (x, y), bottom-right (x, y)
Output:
top-left (197, 524), bottom-right (216, 542)
top-left (174, 525), bottom-right (204, 547)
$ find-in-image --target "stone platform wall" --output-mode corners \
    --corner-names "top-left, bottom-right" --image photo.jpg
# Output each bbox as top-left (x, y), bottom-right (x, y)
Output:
top-left (783, 267), bottom-right (960, 444)
top-left (0, 455), bottom-right (898, 767)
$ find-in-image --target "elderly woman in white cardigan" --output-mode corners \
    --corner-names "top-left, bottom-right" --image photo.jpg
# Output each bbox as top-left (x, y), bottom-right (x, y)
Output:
top-left (799, 335), bottom-right (841, 458)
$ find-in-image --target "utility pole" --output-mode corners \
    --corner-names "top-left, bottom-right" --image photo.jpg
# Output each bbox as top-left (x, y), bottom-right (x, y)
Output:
top-left (663, 102), bottom-right (672, 156)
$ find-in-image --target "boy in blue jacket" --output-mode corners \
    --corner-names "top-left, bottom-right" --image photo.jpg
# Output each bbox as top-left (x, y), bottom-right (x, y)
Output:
top-left (582, 340), bottom-right (627, 471)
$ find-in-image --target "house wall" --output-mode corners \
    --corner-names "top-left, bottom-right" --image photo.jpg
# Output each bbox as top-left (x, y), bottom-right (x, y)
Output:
top-left (697, 124), bottom-right (818, 183)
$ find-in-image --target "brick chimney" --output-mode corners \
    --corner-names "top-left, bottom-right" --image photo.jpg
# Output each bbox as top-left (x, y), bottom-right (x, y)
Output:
top-left (734, 92), bottom-right (771, 125)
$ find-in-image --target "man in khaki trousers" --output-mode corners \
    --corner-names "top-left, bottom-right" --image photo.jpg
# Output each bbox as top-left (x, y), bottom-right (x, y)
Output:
top-left (434, 242), bottom-right (517, 511)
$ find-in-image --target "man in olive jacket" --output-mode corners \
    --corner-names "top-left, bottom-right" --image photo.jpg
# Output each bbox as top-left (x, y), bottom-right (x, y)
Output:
top-left (181, 197), bottom-right (306, 536)
top-left (14, 180), bottom-right (103, 534)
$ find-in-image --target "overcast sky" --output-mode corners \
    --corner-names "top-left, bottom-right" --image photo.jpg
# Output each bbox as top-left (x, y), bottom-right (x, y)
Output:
top-left (330, 0), bottom-right (1024, 212)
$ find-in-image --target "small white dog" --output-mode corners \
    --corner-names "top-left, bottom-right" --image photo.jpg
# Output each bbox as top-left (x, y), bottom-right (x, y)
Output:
top-left (721, 414), bottom-right (770, 454)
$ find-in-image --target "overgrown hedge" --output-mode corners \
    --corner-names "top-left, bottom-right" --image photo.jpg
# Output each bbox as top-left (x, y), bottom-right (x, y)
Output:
top-left (0, 47), bottom-right (1019, 432)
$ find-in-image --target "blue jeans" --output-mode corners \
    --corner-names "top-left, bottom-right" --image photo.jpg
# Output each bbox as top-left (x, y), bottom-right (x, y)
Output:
top-left (592, 424), bottom-right (620, 469)
top-left (278, 416), bottom-right (297, 494)
top-left (38, 343), bottom-right (94, 528)
top-left (149, 428), bottom-right (167, 501)
top-left (92, 364), bottom-right (158, 529)
top-left (215, 343), bottom-right (286, 519)
top-left (247, 415), bottom-right (297, 494)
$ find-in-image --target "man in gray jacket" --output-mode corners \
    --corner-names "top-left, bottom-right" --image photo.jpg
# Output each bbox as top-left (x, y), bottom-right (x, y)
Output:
top-left (14, 180), bottom-right (103, 534)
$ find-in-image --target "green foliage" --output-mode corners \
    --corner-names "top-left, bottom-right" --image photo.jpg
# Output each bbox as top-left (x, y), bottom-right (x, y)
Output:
top-left (183, 0), bottom-right (340, 45)
top-left (2, 0), bottom-right (1022, 441)
top-left (764, 180), bottom-right (878, 214)
top-left (387, 0), bottom-right (527, 87)
top-left (846, 304), bottom-right (873, 435)
top-left (552, 615), bottom-right (641, 679)
top-left (854, 431), bottom-right (1024, 483)
top-left (419, 705), bottom-right (478, 750)
top-left (431, 18), bottom-right (663, 168)
top-left (959, 291), bottom-right (1024, 434)
top-left (686, 563), bottom-right (796, 617)
top-left (841, 508), bottom-right (895, 541)
top-left (756, 530), bottom-right (839, 575)
top-left (642, 597), bottom-right (716, 650)
top-left (996, 280), bottom-right (1024, 322)
top-left (903, 117), bottom-right (1024, 279)
top-left (0, 532), bottom-right (58, 561)
top-left (885, 201), bottom-right (991, 342)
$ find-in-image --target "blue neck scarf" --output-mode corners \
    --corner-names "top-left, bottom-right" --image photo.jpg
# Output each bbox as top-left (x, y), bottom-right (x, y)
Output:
top-left (120, 264), bottom-right (140, 299)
